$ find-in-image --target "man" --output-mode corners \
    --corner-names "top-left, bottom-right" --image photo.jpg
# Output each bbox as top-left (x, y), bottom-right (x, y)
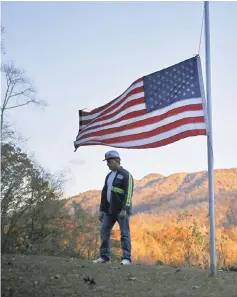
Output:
top-left (93, 150), bottom-right (133, 265)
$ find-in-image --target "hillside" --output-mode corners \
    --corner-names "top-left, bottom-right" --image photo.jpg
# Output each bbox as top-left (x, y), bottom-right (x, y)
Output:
top-left (63, 168), bottom-right (237, 267)
top-left (66, 168), bottom-right (237, 222)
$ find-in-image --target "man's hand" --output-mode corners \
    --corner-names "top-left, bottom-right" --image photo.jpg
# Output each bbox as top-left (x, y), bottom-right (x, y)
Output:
top-left (118, 210), bottom-right (126, 219)
top-left (99, 211), bottom-right (104, 222)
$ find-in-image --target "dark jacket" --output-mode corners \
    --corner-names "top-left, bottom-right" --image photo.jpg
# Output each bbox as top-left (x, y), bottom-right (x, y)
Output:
top-left (99, 166), bottom-right (133, 215)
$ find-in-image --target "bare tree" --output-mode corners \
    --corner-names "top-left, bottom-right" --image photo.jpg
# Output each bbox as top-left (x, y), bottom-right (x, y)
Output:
top-left (1, 26), bottom-right (46, 141)
top-left (1, 63), bottom-right (47, 131)
top-left (1, 25), bottom-right (5, 54)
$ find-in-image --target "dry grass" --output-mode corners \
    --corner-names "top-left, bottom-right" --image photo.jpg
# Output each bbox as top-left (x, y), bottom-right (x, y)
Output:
top-left (1, 254), bottom-right (237, 297)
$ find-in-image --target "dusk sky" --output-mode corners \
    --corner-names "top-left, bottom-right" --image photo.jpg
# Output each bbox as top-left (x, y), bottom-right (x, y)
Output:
top-left (2, 1), bottom-right (237, 197)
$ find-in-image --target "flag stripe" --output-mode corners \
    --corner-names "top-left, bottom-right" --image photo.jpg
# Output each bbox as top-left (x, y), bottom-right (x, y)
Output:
top-left (80, 97), bottom-right (203, 132)
top-left (76, 117), bottom-right (205, 146)
top-left (80, 98), bottom-right (202, 135)
top-left (80, 109), bottom-right (147, 135)
top-left (78, 110), bottom-right (204, 140)
top-left (76, 128), bottom-right (207, 149)
top-left (82, 93), bottom-right (145, 126)
top-left (77, 103), bottom-right (204, 140)
top-left (81, 80), bottom-right (143, 122)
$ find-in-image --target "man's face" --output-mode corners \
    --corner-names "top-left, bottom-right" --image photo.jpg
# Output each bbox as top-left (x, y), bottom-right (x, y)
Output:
top-left (107, 158), bottom-right (119, 171)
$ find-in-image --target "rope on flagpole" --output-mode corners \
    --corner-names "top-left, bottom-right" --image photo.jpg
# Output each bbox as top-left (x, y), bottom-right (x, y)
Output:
top-left (198, 4), bottom-right (205, 55)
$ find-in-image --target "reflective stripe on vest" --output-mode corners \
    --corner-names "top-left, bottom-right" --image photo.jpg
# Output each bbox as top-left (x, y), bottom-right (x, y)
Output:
top-left (112, 186), bottom-right (125, 194)
top-left (126, 174), bottom-right (133, 206)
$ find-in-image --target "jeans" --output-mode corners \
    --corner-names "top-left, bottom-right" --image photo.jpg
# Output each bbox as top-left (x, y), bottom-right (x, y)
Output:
top-left (100, 213), bottom-right (131, 262)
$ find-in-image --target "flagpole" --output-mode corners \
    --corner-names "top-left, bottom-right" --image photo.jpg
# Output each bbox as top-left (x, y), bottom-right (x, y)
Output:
top-left (204, 1), bottom-right (216, 276)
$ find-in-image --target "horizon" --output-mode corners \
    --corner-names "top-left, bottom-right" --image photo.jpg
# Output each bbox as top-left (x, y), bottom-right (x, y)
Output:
top-left (70, 167), bottom-right (237, 195)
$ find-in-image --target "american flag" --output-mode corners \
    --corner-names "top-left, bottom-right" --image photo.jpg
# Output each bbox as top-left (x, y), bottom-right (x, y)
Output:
top-left (74, 56), bottom-right (207, 150)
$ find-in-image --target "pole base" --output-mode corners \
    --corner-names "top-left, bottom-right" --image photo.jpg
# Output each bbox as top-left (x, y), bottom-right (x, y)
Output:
top-left (210, 264), bottom-right (216, 277)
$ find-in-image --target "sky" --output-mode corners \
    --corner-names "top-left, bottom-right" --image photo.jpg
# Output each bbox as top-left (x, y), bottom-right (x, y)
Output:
top-left (1, 1), bottom-right (237, 197)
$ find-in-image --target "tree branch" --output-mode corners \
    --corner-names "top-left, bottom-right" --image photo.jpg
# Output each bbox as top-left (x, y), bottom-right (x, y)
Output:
top-left (1, 62), bottom-right (47, 131)
top-left (4, 101), bottom-right (33, 110)
top-left (8, 89), bottom-right (31, 98)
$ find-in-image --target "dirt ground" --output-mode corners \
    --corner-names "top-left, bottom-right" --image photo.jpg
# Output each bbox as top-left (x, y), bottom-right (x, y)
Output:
top-left (1, 254), bottom-right (237, 297)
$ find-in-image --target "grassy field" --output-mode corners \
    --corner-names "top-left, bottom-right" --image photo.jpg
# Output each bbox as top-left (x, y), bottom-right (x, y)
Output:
top-left (1, 254), bottom-right (237, 297)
